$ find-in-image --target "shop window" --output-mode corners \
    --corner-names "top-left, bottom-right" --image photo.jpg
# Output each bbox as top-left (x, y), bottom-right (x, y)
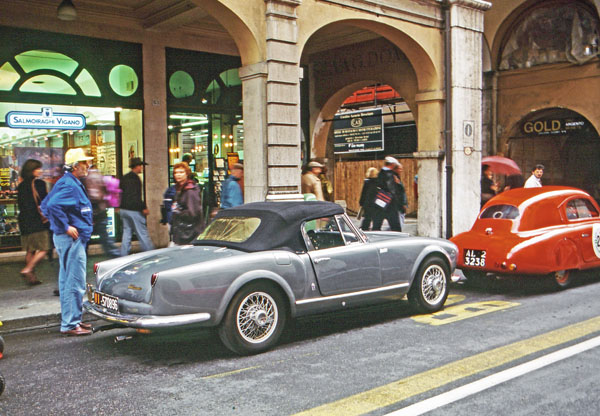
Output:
top-left (75, 69), bottom-right (101, 97)
top-left (499, 3), bottom-right (600, 70)
top-left (169, 71), bottom-right (195, 98)
top-left (15, 50), bottom-right (78, 76)
top-left (205, 68), bottom-right (242, 106)
top-left (109, 65), bottom-right (138, 97)
top-left (0, 63), bottom-right (19, 91)
top-left (20, 75), bottom-right (76, 95)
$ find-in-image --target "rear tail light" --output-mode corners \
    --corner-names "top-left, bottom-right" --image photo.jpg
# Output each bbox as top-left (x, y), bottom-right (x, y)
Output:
top-left (150, 273), bottom-right (159, 287)
top-left (94, 263), bottom-right (99, 274)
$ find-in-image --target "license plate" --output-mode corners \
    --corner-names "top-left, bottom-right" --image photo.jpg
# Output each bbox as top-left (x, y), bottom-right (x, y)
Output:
top-left (464, 249), bottom-right (486, 267)
top-left (94, 291), bottom-right (119, 314)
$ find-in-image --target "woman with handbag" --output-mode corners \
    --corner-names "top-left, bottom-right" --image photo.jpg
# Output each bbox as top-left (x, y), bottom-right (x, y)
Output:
top-left (17, 159), bottom-right (50, 285)
top-left (171, 162), bottom-right (205, 245)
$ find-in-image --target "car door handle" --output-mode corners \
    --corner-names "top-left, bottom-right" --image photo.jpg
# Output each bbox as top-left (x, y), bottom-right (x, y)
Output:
top-left (314, 257), bottom-right (330, 264)
top-left (582, 233), bottom-right (590, 237)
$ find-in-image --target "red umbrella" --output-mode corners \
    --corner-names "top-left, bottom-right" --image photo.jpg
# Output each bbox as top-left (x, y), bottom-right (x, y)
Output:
top-left (481, 156), bottom-right (521, 176)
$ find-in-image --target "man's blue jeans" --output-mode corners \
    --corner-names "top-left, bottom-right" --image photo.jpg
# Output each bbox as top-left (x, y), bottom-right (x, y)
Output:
top-left (120, 209), bottom-right (155, 256)
top-left (53, 234), bottom-right (87, 332)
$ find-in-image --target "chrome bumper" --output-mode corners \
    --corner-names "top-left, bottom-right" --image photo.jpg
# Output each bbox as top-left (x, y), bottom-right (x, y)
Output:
top-left (83, 300), bottom-right (211, 329)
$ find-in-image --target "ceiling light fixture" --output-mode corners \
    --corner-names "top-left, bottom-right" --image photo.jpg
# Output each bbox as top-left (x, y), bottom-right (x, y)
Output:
top-left (57, 0), bottom-right (77, 21)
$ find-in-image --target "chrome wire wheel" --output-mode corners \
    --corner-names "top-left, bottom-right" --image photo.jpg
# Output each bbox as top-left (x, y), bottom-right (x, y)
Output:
top-left (408, 257), bottom-right (449, 313)
top-left (421, 264), bottom-right (447, 305)
top-left (236, 291), bottom-right (278, 344)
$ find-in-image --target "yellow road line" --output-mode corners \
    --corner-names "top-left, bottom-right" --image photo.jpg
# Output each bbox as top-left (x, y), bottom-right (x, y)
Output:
top-left (412, 300), bottom-right (520, 326)
top-left (294, 315), bottom-right (600, 416)
top-left (202, 366), bottom-right (260, 379)
top-left (442, 294), bottom-right (465, 306)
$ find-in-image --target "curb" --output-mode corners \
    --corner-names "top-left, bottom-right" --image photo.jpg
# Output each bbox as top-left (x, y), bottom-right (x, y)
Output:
top-left (0, 313), bottom-right (61, 334)
top-left (0, 312), bottom-right (98, 335)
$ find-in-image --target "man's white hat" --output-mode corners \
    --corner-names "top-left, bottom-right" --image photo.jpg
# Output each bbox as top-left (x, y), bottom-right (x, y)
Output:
top-left (384, 156), bottom-right (399, 166)
top-left (65, 148), bottom-right (94, 165)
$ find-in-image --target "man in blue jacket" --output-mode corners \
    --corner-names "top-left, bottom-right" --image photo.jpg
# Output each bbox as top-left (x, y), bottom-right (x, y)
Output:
top-left (220, 163), bottom-right (244, 209)
top-left (41, 148), bottom-right (94, 336)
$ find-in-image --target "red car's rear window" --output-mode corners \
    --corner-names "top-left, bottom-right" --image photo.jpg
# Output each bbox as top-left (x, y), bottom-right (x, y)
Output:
top-left (480, 204), bottom-right (519, 220)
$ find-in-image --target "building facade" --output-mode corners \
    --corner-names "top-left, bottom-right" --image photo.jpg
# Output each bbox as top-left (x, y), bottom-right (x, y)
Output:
top-left (0, 0), bottom-right (493, 253)
top-left (483, 0), bottom-right (600, 197)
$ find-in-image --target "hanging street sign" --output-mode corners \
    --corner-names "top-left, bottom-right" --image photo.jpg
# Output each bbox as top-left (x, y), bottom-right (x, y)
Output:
top-left (6, 107), bottom-right (86, 130)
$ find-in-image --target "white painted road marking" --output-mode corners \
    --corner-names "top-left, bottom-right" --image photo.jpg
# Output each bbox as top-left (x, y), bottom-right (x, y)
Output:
top-left (386, 334), bottom-right (600, 416)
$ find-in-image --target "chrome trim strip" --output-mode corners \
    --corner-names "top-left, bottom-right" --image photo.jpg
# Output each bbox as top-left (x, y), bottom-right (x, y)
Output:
top-left (295, 282), bottom-right (409, 305)
top-left (83, 301), bottom-right (211, 328)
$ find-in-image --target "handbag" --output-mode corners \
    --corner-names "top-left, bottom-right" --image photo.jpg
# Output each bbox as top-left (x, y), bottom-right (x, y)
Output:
top-left (32, 180), bottom-right (49, 224)
top-left (172, 218), bottom-right (198, 244)
top-left (374, 188), bottom-right (392, 209)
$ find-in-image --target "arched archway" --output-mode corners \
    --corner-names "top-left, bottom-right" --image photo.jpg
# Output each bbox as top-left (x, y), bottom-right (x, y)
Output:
top-left (191, 0), bottom-right (262, 65)
top-left (302, 31), bottom-right (428, 160)
top-left (506, 108), bottom-right (600, 193)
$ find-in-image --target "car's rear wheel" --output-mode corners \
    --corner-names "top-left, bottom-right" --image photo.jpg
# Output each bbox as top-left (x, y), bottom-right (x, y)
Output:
top-left (408, 257), bottom-right (449, 313)
top-left (0, 372), bottom-right (4, 396)
top-left (218, 283), bottom-right (287, 355)
top-left (551, 269), bottom-right (573, 290)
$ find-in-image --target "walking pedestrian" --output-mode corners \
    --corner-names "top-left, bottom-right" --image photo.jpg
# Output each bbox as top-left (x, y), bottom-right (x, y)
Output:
top-left (83, 165), bottom-right (120, 257)
top-left (371, 156), bottom-right (402, 232)
top-left (524, 164), bottom-right (544, 188)
top-left (301, 161), bottom-right (324, 201)
top-left (17, 159), bottom-right (49, 285)
top-left (171, 162), bottom-right (205, 244)
top-left (220, 163), bottom-right (244, 209)
top-left (358, 167), bottom-right (379, 230)
top-left (393, 162), bottom-right (408, 231)
top-left (119, 157), bottom-right (155, 255)
top-left (41, 148), bottom-right (94, 336)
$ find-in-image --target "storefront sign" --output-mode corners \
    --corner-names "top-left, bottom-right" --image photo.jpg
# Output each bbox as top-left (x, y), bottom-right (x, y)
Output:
top-left (521, 117), bottom-right (588, 136)
top-left (333, 108), bottom-right (384, 153)
top-left (5, 107), bottom-right (85, 130)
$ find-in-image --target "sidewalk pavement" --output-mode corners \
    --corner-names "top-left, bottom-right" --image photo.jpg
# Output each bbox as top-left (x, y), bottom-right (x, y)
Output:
top-left (0, 219), bottom-right (417, 334)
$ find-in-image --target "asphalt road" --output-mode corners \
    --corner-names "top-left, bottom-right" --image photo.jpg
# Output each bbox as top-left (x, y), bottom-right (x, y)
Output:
top-left (1, 273), bottom-right (600, 416)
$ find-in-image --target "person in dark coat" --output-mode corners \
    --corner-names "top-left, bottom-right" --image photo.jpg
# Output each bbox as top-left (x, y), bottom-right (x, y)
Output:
top-left (358, 167), bottom-right (379, 230)
top-left (17, 159), bottom-right (49, 285)
top-left (119, 157), bottom-right (155, 255)
top-left (393, 162), bottom-right (408, 230)
top-left (481, 164), bottom-right (498, 206)
top-left (371, 156), bottom-right (403, 232)
top-left (171, 162), bottom-right (205, 245)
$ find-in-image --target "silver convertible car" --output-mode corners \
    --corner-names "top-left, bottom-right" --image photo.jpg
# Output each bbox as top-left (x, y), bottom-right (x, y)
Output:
top-left (85, 201), bottom-right (458, 355)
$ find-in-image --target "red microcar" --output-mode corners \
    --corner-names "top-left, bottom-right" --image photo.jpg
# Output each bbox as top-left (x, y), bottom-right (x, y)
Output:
top-left (451, 186), bottom-right (600, 289)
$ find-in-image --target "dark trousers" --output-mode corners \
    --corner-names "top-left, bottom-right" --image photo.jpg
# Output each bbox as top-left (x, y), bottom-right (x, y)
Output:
top-left (371, 207), bottom-right (402, 232)
top-left (92, 215), bottom-right (120, 257)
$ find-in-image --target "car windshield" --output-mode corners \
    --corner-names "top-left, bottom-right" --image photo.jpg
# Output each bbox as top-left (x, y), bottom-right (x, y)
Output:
top-left (480, 204), bottom-right (520, 220)
top-left (196, 217), bottom-right (261, 243)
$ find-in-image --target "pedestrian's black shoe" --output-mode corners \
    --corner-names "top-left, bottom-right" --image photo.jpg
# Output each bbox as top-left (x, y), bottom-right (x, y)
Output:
top-left (53, 289), bottom-right (60, 296)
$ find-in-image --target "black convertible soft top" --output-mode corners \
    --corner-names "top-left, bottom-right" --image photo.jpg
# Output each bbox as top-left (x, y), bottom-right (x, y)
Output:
top-left (195, 201), bottom-right (345, 252)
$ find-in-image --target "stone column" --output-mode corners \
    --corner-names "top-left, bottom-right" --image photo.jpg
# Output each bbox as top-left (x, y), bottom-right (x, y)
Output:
top-left (448, 0), bottom-right (491, 235)
top-left (414, 90), bottom-right (446, 238)
top-left (264, 0), bottom-right (303, 199)
top-left (239, 62), bottom-right (269, 203)
top-left (239, 0), bottom-right (303, 202)
top-left (142, 40), bottom-right (169, 248)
